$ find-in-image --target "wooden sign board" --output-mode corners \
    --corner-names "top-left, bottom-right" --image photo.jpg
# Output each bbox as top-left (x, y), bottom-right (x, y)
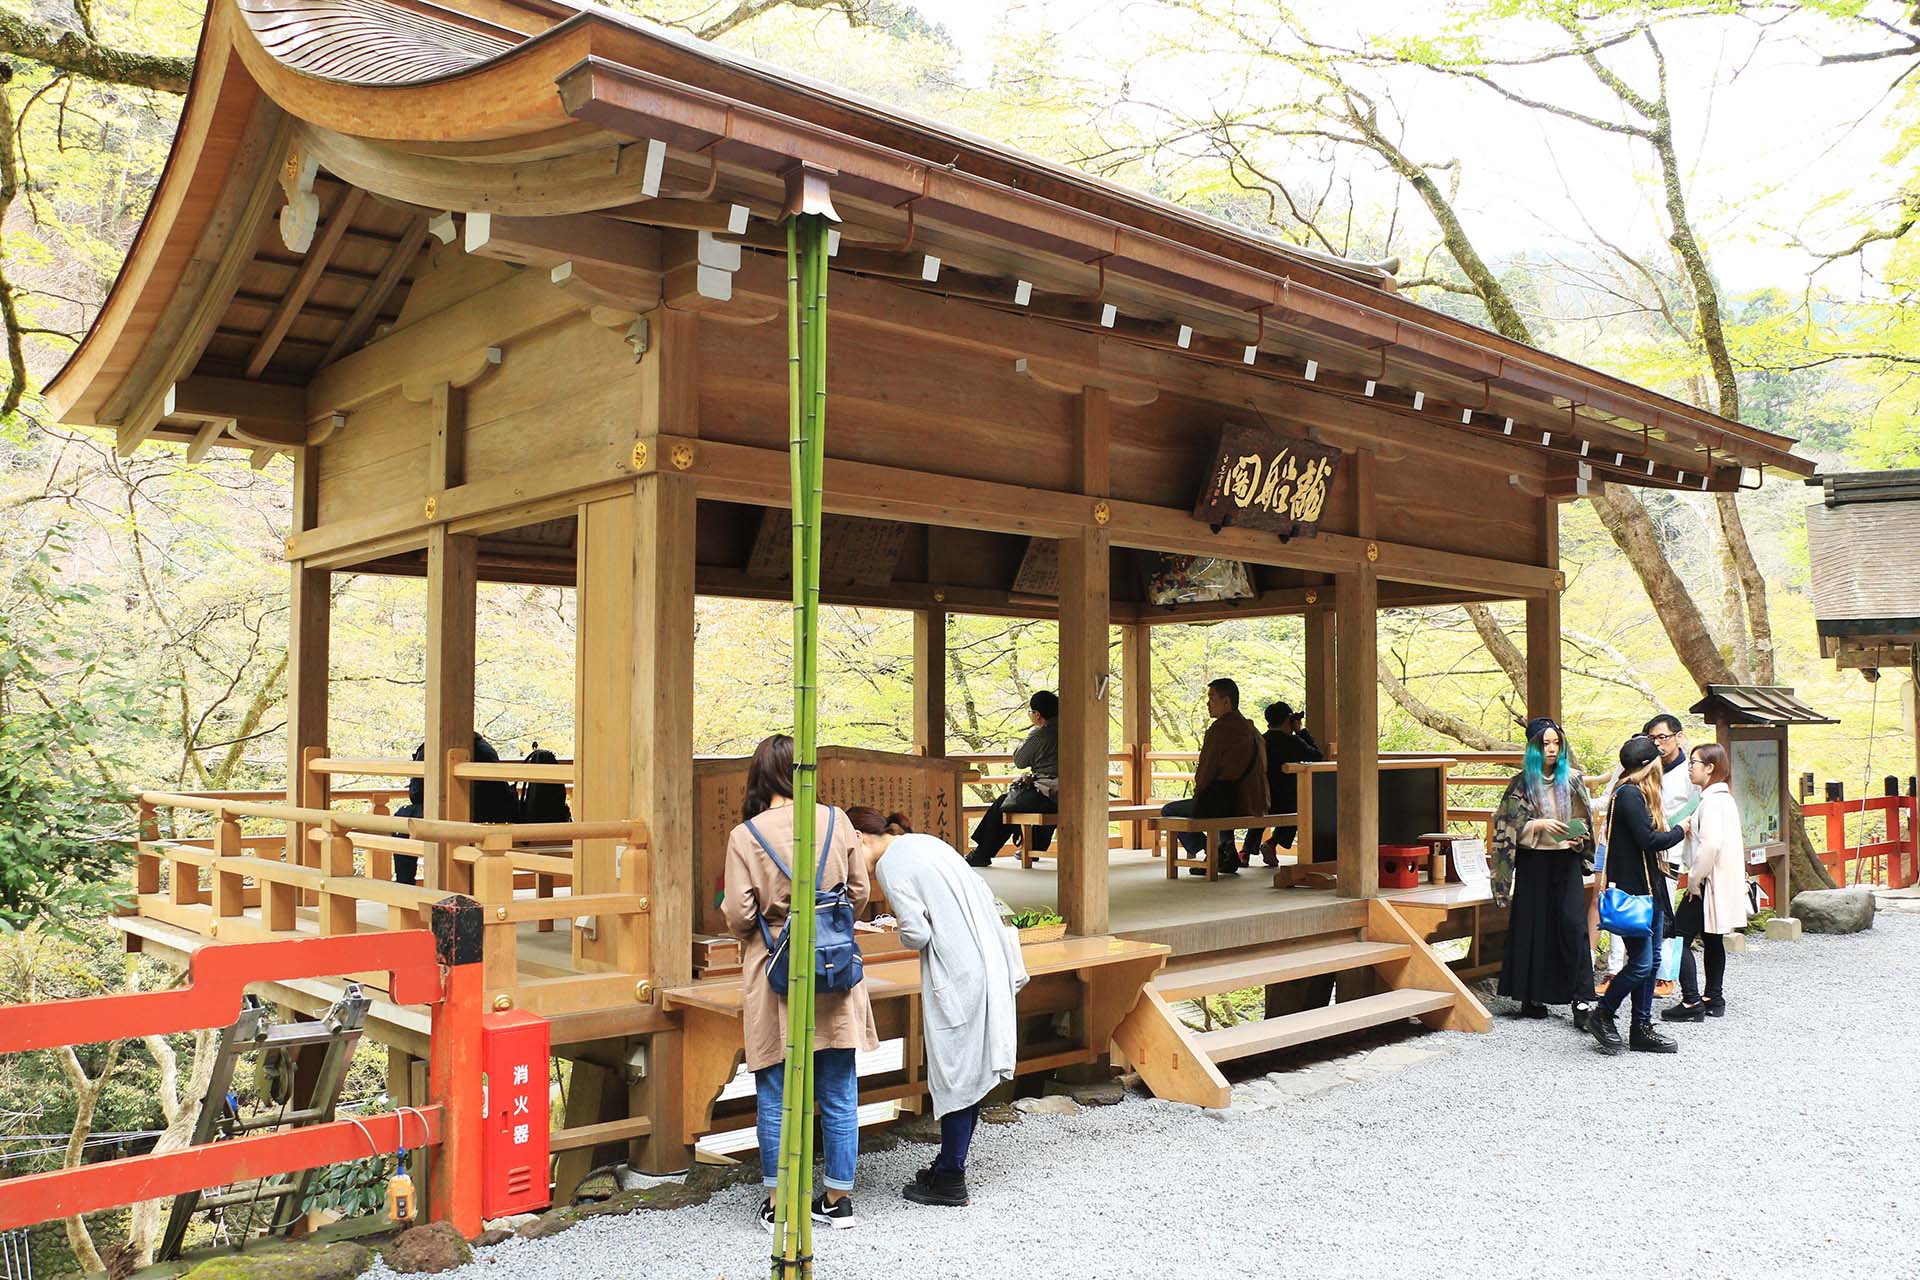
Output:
top-left (745, 510), bottom-right (910, 587)
top-left (692, 746), bottom-right (971, 934)
top-left (1193, 424), bottom-right (1341, 539)
top-left (1011, 538), bottom-right (1059, 596)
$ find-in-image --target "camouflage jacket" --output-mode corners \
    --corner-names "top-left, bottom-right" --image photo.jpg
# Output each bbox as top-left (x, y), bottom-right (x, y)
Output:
top-left (1490, 769), bottom-right (1595, 908)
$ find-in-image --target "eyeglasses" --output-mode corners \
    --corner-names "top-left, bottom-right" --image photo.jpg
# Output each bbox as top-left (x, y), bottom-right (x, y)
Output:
top-left (1649, 732), bottom-right (1679, 743)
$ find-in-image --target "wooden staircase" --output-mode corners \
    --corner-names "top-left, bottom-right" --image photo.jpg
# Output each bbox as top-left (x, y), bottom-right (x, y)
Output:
top-left (1113, 900), bottom-right (1490, 1108)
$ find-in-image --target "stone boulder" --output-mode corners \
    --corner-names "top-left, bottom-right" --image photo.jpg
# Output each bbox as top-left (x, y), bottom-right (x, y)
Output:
top-left (1044, 1078), bottom-right (1125, 1107)
top-left (382, 1222), bottom-right (473, 1274)
top-left (1791, 886), bottom-right (1876, 934)
top-left (182, 1241), bottom-right (373, 1280)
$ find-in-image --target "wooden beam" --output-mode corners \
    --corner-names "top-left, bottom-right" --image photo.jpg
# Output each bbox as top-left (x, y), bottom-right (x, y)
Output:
top-left (605, 198), bottom-right (750, 235)
top-left (288, 453), bottom-right (330, 880)
top-left (1525, 500), bottom-right (1562, 721)
top-left (1121, 621), bottom-right (1152, 849)
top-left (1334, 566), bottom-right (1378, 898)
top-left (463, 211), bottom-right (661, 277)
top-left (1075, 388), bottom-right (1111, 497)
top-left (321, 217), bottom-right (429, 367)
top-left (247, 186), bottom-right (367, 379)
top-left (1058, 531), bottom-right (1112, 935)
top-left (184, 419), bottom-right (228, 463)
top-left (1305, 605), bottom-right (1336, 756)
top-left (176, 376), bottom-right (307, 432)
top-left (914, 607), bottom-right (947, 757)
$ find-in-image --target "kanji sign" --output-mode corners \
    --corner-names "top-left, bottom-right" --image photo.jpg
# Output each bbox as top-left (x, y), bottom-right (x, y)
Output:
top-left (1192, 424), bottom-right (1341, 539)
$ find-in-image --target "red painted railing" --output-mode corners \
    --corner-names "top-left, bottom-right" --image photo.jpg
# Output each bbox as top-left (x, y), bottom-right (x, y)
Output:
top-left (0, 911), bottom-right (489, 1236)
top-left (1800, 794), bottom-right (1918, 890)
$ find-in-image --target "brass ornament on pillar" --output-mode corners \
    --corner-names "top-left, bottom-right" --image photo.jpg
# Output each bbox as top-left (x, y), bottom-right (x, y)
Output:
top-left (423, 496), bottom-right (439, 520)
top-left (671, 443), bottom-right (695, 471)
top-left (631, 441), bottom-right (649, 470)
top-left (1365, 542), bottom-right (1379, 562)
top-left (1093, 500), bottom-right (1111, 526)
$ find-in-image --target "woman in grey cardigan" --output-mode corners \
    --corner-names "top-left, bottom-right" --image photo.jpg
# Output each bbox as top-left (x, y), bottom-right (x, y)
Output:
top-left (850, 807), bottom-right (1028, 1207)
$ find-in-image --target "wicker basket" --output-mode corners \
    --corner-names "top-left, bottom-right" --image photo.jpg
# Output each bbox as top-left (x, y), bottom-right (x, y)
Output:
top-left (1017, 922), bottom-right (1067, 945)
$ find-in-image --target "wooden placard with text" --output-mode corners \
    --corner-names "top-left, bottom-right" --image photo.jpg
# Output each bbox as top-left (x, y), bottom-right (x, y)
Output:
top-left (692, 747), bottom-right (970, 934)
top-left (1193, 423), bottom-right (1341, 539)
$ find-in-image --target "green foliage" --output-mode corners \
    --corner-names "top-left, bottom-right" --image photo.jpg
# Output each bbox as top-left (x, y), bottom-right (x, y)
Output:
top-left (1007, 906), bottom-right (1063, 929)
top-left (300, 1153), bottom-right (394, 1219)
top-left (0, 525), bottom-right (145, 933)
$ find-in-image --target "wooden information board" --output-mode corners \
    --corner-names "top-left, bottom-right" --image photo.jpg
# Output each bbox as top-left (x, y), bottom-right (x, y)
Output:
top-left (692, 746), bottom-right (972, 934)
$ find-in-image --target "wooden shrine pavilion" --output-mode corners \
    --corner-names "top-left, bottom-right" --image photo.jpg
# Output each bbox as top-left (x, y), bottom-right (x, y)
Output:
top-left (44, 0), bottom-right (1811, 1184)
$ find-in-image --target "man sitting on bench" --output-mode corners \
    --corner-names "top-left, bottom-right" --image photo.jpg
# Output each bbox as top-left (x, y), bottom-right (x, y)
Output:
top-left (1242, 700), bottom-right (1322, 868)
top-left (1160, 678), bottom-right (1268, 878)
top-left (966, 690), bottom-right (1060, 868)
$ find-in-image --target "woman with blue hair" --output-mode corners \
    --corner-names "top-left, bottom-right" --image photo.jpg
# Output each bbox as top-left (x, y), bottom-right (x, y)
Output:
top-left (1492, 716), bottom-right (1599, 1025)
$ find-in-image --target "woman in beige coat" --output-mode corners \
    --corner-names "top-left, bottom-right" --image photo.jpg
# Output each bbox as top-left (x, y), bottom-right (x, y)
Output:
top-left (721, 734), bottom-right (878, 1231)
top-left (1663, 742), bottom-right (1749, 1022)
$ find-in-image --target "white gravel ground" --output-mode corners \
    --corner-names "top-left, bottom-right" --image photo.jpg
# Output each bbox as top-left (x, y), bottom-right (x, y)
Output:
top-left (394, 914), bottom-right (1920, 1280)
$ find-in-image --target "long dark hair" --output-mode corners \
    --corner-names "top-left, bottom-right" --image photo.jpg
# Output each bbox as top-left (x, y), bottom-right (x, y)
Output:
top-left (845, 806), bottom-right (912, 836)
top-left (743, 734), bottom-right (794, 821)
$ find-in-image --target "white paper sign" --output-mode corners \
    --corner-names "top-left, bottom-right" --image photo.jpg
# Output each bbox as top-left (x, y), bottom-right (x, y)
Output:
top-left (1451, 838), bottom-right (1490, 885)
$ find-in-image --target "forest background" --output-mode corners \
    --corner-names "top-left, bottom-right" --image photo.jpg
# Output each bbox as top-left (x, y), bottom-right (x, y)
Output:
top-left (1, 0), bottom-right (1919, 1261)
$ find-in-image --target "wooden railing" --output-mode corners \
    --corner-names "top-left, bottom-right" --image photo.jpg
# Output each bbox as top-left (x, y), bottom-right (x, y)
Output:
top-left (949, 750), bottom-right (1138, 846)
top-left (132, 789), bottom-right (650, 1018)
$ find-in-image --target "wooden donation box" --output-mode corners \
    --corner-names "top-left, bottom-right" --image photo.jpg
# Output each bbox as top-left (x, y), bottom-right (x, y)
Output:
top-left (692, 747), bottom-right (971, 933)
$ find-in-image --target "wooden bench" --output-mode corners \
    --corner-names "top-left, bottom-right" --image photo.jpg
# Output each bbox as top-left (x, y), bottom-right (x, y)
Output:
top-left (1004, 803), bottom-right (1165, 867)
top-left (1149, 813), bottom-right (1299, 881)
top-left (661, 935), bottom-right (1168, 1149)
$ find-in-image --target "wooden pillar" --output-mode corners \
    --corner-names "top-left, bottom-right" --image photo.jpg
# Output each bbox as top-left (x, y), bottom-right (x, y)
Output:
top-left (1121, 621), bottom-right (1152, 849)
top-left (1335, 565), bottom-right (1379, 899)
top-left (287, 450), bottom-right (329, 868)
top-left (1305, 606), bottom-right (1337, 756)
top-left (423, 528), bottom-right (477, 887)
top-left (914, 607), bottom-right (947, 757)
top-left (1525, 500), bottom-right (1563, 721)
top-left (1058, 530), bottom-right (1111, 936)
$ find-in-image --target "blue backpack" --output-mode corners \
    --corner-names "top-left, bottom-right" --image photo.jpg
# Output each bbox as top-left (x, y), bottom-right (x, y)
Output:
top-left (744, 808), bottom-right (863, 995)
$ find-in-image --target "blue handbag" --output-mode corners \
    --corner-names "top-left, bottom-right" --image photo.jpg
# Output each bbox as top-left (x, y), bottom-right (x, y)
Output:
top-left (1598, 886), bottom-right (1654, 939)
top-left (744, 808), bottom-right (863, 995)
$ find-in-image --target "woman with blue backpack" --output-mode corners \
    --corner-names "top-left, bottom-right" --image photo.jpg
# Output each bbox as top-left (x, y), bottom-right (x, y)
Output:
top-left (722, 734), bottom-right (877, 1232)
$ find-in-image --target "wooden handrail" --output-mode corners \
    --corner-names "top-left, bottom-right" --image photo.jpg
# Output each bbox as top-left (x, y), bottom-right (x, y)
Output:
top-left (451, 762), bottom-right (575, 782)
top-left (307, 757), bottom-right (427, 779)
top-left (141, 792), bottom-right (641, 843)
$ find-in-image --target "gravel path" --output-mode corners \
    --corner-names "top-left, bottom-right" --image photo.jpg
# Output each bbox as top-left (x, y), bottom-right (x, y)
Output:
top-left (397, 915), bottom-right (1920, 1279)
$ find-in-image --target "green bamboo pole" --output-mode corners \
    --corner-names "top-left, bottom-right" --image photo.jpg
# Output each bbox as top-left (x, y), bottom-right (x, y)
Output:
top-left (773, 212), bottom-right (830, 1279)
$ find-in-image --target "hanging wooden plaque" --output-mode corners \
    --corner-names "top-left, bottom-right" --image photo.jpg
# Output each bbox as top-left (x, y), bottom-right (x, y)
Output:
top-left (1193, 424), bottom-right (1341, 539)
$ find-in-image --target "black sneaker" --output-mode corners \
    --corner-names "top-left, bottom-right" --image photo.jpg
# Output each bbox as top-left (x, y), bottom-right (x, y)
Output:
top-left (903, 1166), bottom-right (970, 1207)
top-left (1629, 1020), bottom-right (1679, 1053)
top-left (1588, 1006), bottom-right (1624, 1055)
top-left (812, 1192), bottom-right (858, 1229)
top-left (759, 1198), bottom-right (776, 1233)
top-left (1519, 1001), bottom-right (1550, 1019)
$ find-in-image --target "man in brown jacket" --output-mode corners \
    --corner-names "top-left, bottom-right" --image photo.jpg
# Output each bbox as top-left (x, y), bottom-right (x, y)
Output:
top-left (1159, 677), bottom-right (1268, 876)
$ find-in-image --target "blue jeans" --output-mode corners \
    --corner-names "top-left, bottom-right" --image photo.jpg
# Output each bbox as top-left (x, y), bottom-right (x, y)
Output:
top-left (1600, 907), bottom-right (1667, 1023)
top-left (755, 1048), bottom-right (858, 1192)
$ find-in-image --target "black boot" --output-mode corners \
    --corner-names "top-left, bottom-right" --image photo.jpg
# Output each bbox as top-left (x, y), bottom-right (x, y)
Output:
top-left (1518, 1001), bottom-right (1549, 1019)
top-left (1661, 1001), bottom-right (1705, 1023)
top-left (1704, 996), bottom-right (1727, 1018)
top-left (1572, 1002), bottom-right (1591, 1032)
top-left (1588, 1005), bottom-right (1624, 1055)
top-left (1630, 1019), bottom-right (1679, 1053)
top-left (903, 1165), bottom-right (970, 1207)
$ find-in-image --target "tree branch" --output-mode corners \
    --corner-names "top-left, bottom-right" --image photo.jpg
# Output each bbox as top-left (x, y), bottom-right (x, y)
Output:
top-left (0, 12), bottom-right (192, 94)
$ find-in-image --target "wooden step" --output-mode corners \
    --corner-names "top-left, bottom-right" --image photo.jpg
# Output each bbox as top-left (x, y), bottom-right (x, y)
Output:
top-left (1153, 940), bottom-right (1412, 1002)
top-left (1191, 988), bottom-right (1457, 1064)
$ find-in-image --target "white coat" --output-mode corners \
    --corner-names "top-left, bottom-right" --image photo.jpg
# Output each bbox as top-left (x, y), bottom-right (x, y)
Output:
top-left (1687, 782), bottom-right (1750, 935)
top-left (874, 834), bottom-right (1029, 1117)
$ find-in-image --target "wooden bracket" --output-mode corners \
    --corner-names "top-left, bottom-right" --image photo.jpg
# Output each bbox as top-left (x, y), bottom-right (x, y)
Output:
top-left (1013, 357), bottom-right (1158, 407)
top-left (401, 347), bottom-right (501, 403)
top-left (278, 146), bottom-right (321, 253)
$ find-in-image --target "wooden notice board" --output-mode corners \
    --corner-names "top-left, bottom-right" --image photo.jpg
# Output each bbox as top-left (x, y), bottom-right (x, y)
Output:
top-left (692, 746), bottom-right (973, 934)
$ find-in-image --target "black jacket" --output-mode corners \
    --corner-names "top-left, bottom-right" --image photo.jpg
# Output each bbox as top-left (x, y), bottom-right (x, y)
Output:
top-left (1605, 784), bottom-right (1684, 908)
top-left (1262, 729), bottom-right (1323, 812)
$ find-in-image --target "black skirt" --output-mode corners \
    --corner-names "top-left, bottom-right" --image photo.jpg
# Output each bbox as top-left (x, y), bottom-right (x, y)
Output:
top-left (1498, 847), bottom-right (1595, 1006)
